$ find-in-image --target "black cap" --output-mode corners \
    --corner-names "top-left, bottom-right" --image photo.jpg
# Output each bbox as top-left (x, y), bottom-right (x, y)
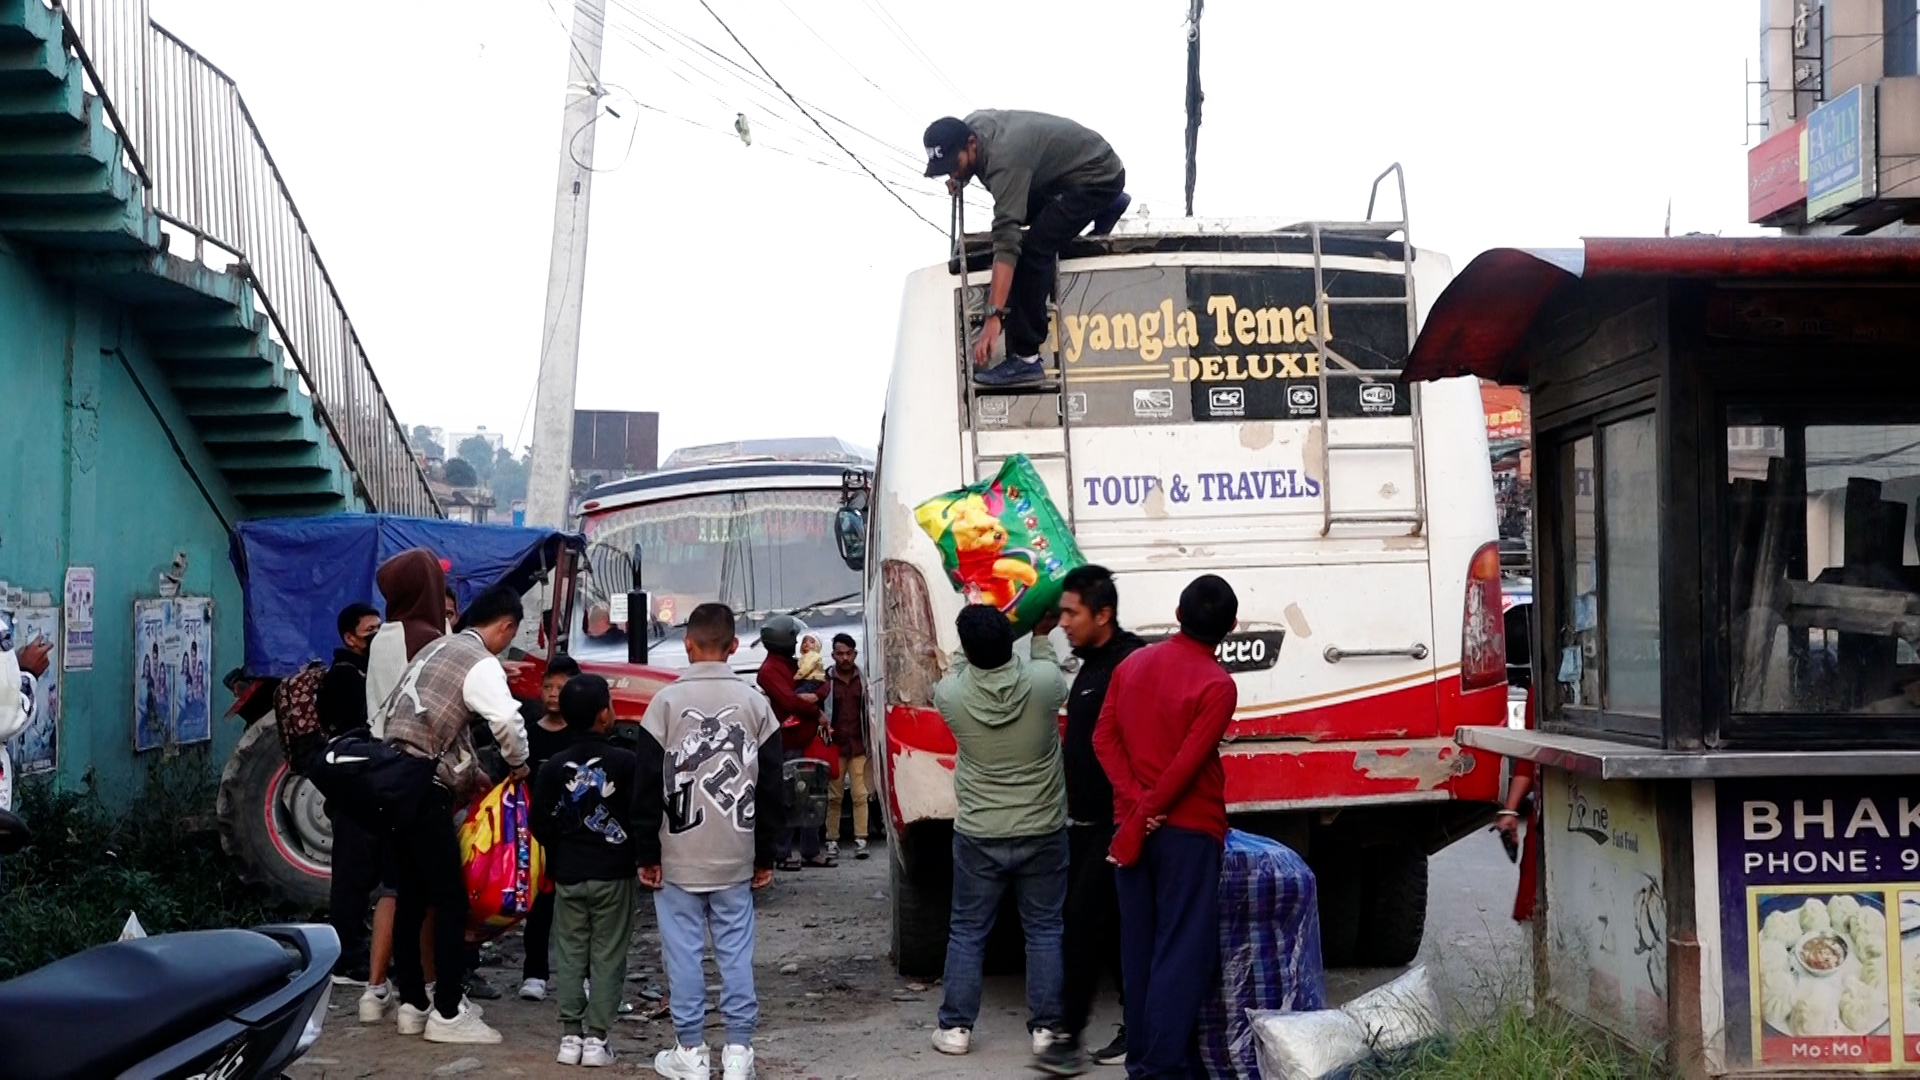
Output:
top-left (923, 116), bottom-right (970, 178)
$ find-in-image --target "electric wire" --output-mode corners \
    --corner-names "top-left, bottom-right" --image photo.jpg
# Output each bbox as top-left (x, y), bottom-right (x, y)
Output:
top-left (857, 0), bottom-right (969, 105)
top-left (692, 0), bottom-right (944, 234)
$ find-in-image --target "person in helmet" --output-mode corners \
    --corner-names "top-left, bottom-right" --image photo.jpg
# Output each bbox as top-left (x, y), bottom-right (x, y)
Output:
top-left (755, 614), bottom-right (833, 870)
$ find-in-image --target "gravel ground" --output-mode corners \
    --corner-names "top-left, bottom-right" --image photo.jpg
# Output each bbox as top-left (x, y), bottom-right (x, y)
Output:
top-left (296, 830), bottom-right (1525, 1078)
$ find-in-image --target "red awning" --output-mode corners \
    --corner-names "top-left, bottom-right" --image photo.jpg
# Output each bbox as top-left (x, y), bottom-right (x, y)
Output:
top-left (1402, 237), bottom-right (1920, 385)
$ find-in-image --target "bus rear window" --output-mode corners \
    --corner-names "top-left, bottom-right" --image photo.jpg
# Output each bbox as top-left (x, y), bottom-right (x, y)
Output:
top-left (977, 264), bottom-right (1412, 429)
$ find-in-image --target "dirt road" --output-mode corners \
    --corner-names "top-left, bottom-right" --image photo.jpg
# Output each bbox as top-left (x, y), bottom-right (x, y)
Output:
top-left (297, 831), bottom-right (1523, 1077)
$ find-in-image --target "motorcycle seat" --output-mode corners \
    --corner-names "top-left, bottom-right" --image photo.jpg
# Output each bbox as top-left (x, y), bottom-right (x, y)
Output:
top-left (0, 928), bottom-right (296, 1079)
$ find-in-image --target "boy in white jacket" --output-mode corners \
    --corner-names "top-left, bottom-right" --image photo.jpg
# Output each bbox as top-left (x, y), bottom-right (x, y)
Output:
top-left (0, 611), bottom-right (51, 814)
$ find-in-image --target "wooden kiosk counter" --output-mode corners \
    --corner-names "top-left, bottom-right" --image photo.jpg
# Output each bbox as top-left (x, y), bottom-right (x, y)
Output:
top-left (1404, 237), bottom-right (1920, 1077)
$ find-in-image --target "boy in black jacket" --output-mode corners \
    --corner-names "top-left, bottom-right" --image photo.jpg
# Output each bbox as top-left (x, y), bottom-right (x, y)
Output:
top-left (530, 674), bottom-right (639, 1068)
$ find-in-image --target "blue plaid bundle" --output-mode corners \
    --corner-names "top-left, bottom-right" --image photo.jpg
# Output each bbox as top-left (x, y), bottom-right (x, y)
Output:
top-left (1198, 830), bottom-right (1326, 1079)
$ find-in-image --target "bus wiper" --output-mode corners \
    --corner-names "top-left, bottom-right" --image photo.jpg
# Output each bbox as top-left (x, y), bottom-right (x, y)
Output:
top-left (782, 591), bottom-right (862, 617)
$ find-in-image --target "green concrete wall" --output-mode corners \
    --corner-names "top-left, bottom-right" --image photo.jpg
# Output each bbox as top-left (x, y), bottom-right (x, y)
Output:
top-left (0, 236), bottom-right (246, 805)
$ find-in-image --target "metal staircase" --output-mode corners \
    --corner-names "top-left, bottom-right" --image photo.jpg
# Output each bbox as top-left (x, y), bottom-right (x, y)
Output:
top-left (1296, 163), bottom-right (1424, 537)
top-left (0, 0), bottom-right (437, 517)
top-left (950, 196), bottom-right (1078, 530)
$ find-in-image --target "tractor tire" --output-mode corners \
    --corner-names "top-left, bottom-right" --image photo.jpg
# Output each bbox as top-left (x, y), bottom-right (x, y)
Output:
top-left (1356, 842), bottom-right (1429, 967)
top-left (890, 833), bottom-right (951, 979)
top-left (1312, 853), bottom-right (1364, 968)
top-left (217, 716), bottom-right (332, 912)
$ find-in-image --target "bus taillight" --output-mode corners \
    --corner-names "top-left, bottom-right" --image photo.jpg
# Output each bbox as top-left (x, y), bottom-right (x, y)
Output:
top-left (880, 559), bottom-right (942, 708)
top-left (1461, 541), bottom-right (1507, 691)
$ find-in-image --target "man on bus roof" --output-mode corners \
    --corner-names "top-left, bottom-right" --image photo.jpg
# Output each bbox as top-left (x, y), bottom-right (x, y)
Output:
top-left (923, 111), bottom-right (1128, 389)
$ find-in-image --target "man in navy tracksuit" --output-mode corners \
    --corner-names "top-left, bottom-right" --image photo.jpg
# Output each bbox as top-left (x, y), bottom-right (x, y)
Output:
top-left (1094, 575), bottom-right (1239, 1079)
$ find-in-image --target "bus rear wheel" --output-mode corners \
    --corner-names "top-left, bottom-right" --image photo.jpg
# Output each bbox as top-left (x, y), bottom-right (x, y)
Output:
top-left (217, 716), bottom-right (332, 912)
top-left (1356, 842), bottom-right (1429, 967)
top-left (890, 829), bottom-right (951, 979)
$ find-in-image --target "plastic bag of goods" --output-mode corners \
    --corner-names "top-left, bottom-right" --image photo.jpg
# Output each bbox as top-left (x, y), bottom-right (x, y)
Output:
top-left (1198, 830), bottom-right (1328, 1079)
top-left (1250, 965), bottom-right (1443, 1080)
top-left (912, 454), bottom-right (1084, 636)
top-left (457, 779), bottom-right (548, 943)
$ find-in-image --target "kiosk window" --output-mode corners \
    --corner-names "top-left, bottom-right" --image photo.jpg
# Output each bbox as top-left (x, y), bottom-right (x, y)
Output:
top-left (1727, 418), bottom-right (1920, 716)
top-left (1554, 413), bottom-right (1663, 725)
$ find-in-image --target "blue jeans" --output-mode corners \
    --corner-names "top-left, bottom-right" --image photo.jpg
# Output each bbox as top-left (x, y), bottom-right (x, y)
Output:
top-left (938, 828), bottom-right (1068, 1032)
top-left (655, 882), bottom-right (759, 1048)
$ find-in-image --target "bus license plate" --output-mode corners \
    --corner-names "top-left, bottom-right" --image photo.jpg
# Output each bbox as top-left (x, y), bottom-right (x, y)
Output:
top-left (1143, 631), bottom-right (1285, 673)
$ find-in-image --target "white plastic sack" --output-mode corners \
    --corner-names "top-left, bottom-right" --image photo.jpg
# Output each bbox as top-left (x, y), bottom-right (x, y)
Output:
top-left (1248, 965), bottom-right (1443, 1080)
top-left (1249, 1008), bottom-right (1370, 1080)
top-left (118, 911), bottom-right (147, 941)
top-left (1342, 965), bottom-right (1442, 1052)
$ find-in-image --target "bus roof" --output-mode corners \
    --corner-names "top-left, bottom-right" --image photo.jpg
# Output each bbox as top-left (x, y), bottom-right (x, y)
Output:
top-left (945, 222), bottom-right (1414, 274)
top-left (577, 458), bottom-right (869, 515)
top-left (661, 437), bottom-right (873, 469)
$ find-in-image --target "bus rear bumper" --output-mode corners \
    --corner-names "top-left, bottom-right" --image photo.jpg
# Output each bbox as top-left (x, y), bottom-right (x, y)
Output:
top-left (1223, 734), bottom-right (1501, 812)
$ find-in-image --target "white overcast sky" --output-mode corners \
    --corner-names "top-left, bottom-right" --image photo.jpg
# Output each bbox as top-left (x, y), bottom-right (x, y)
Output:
top-left (147, 0), bottom-right (1761, 458)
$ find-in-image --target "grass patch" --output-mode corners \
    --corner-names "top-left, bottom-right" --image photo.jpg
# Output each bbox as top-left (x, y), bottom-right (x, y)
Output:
top-left (1357, 1003), bottom-right (1671, 1080)
top-left (0, 769), bottom-right (292, 979)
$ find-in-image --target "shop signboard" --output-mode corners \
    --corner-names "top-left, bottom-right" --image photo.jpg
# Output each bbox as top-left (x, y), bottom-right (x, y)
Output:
top-left (1748, 119), bottom-right (1807, 223)
top-left (1543, 771), bottom-right (1668, 1049)
top-left (1717, 777), bottom-right (1920, 1071)
top-left (1806, 86), bottom-right (1876, 221)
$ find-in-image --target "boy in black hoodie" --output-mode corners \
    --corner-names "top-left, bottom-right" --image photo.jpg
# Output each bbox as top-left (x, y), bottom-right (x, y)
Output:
top-left (530, 674), bottom-right (639, 1068)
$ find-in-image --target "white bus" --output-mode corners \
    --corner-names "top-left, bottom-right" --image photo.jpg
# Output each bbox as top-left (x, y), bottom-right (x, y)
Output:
top-left (855, 173), bottom-right (1508, 975)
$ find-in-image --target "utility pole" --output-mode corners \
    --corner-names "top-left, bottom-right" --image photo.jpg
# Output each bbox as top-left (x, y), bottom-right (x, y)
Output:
top-left (524, 0), bottom-right (608, 528)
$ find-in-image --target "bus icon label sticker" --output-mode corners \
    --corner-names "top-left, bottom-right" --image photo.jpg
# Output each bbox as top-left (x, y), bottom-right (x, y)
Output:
top-left (1133, 388), bottom-right (1175, 419)
top-left (1208, 386), bottom-right (1246, 418)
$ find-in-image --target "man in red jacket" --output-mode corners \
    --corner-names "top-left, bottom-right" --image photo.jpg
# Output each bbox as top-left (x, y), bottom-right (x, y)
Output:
top-left (1093, 574), bottom-right (1238, 1079)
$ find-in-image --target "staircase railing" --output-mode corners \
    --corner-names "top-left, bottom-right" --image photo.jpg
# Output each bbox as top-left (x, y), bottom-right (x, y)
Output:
top-left (53, 0), bottom-right (439, 517)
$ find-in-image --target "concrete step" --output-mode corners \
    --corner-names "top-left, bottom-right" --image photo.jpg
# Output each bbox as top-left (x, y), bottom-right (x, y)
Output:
top-left (225, 472), bottom-right (353, 500)
top-left (230, 489), bottom-right (352, 515)
top-left (167, 359), bottom-right (288, 394)
top-left (0, 157), bottom-right (136, 208)
top-left (182, 391), bottom-right (297, 423)
top-left (0, 98), bottom-right (119, 176)
top-left (138, 304), bottom-right (264, 344)
top-left (0, 0), bottom-right (66, 50)
top-left (0, 198), bottom-right (158, 250)
top-left (208, 444), bottom-right (336, 476)
top-left (198, 410), bottom-right (323, 448)
top-left (0, 76), bottom-right (83, 132)
top-left (0, 34), bottom-right (69, 91)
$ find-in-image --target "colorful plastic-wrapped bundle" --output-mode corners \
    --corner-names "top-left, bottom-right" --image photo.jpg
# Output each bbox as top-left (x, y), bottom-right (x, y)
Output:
top-left (1199, 829), bottom-right (1327, 1079)
top-left (912, 455), bottom-right (1085, 636)
top-left (458, 779), bottom-right (548, 944)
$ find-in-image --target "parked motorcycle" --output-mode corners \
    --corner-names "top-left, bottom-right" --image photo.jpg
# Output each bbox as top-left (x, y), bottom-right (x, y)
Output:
top-left (0, 922), bottom-right (339, 1079)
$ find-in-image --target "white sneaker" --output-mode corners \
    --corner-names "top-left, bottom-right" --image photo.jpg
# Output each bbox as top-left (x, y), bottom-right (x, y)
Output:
top-left (932, 1026), bottom-right (972, 1055)
top-left (396, 1001), bottom-right (430, 1036)
top-left (357, 982), bottom-right (393, 1023)
top-left (654, 1043), bottom-right (710, 1079)
top-left (557, 1034), bottom-right (584, 1065)
top-left (825, 840), bottom-right (840, 857)
top-left (1032, 1027), bottom-right (1060, 1055)
top-left (581, 1036), bottom-right (616, 1067)
top-left (520, 977), bottom-right (549, 1001)
top-left (854, 838), bottom-right (870, 859)
top-left (722, 1043), bottom-right (755, 1080)
top-left (423, 999), bottom-right (503, 1045)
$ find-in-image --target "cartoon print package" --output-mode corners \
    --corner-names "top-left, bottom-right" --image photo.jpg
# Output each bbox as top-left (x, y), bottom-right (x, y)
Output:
top-left (913, 455), bottom-right (1085, 635)
top-left (458, 779), bottom-right (547, 943)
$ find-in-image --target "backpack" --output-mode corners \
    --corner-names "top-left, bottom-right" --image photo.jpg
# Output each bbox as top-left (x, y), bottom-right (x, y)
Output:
top-left (273, 663), bottom-right (328, 773)
top-left (303, 733), bottom-right (435, 834)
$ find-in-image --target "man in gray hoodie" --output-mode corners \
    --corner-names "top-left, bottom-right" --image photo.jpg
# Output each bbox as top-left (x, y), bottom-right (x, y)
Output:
top-left (930, 604), bottom-right (1070, 1062)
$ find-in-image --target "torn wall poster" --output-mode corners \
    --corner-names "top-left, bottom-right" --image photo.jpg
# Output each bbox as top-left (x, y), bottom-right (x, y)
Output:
top-left (9, 606), bottom-right (58, 776)
top-left (132, 597), bottom-right (212, 753)
top-left (62, 567), bottom-right (93, 671)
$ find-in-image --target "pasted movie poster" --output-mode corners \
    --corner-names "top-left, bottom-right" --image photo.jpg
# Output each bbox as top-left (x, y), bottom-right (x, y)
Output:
top-left (62, 566), bottom-right (93, 671)
top-left (1718, 777), bottom-right (1920, 1071)
top-left (9, 606), bottom-right (59, 775)
top-left (132, 597), bottom-right (212, 752)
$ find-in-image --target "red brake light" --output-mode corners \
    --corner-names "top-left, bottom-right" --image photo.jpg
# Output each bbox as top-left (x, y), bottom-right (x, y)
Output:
top-left (881, 559), bottom-right (942, 707)
top-left (1462, 542), bottom-right (1506, 691)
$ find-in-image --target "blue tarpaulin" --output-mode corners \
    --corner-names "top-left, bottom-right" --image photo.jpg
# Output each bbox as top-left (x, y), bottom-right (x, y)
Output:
top-left (1200, 829), bottom-right (1327, 1079)
top-left (228, 515), bottom-right (582, 677)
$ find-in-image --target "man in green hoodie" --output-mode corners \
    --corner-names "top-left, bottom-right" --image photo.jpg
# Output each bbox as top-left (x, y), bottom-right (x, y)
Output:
top-left (930, 604), bottom-right (1070, 1063)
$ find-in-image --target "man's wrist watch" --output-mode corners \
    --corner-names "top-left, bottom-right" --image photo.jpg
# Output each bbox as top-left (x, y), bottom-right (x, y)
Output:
top-left (985, 304), bottom-right (1011, 320)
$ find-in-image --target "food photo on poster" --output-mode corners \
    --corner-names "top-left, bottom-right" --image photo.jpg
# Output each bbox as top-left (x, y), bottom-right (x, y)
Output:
top-left (1717, 777), bottom-right (1920, 1068)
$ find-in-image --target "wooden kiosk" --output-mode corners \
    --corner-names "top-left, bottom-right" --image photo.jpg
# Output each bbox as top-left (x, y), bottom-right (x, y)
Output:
top-left (1403, 237), bottom-right (1920, 1077)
